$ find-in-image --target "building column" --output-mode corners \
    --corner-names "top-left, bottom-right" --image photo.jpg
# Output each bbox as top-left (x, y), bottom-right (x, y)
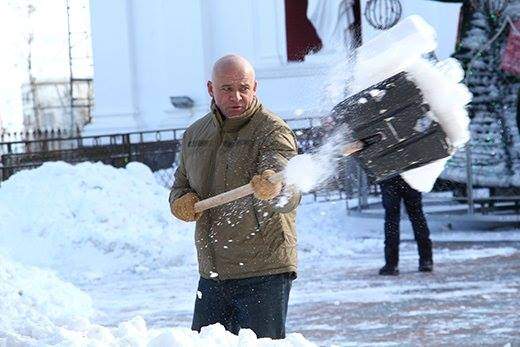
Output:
top-left (85, 0), bottom-right (141, 135)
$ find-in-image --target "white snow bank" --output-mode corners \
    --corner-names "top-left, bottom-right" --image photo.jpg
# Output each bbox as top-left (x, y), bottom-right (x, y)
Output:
top-left (0, 254), bottom-right (95, 344)
top-left (0, 161), bottom-right (196, 279)
top-left (0, 162), bottom-right (318, 346)
top-left (0, 257), bottom-right (314, 345)
top-left (0, 164), bottom-right (329, 345)
top-left (0, 161), bottom-right (516, 345)
top-left (149, 324), bottom-right (315, 347)
top-left (0, 259), bottom-right (314, 347)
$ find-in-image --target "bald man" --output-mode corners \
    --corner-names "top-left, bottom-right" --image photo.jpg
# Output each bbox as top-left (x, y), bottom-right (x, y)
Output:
top-left (169, 55), bottom-right (301, 339)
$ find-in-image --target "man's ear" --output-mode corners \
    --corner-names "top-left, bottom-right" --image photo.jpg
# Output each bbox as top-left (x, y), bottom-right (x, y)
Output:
top-left (207, 81), bottom-right (214, 98)
top-left (253, 80), bottom-right (258, 94)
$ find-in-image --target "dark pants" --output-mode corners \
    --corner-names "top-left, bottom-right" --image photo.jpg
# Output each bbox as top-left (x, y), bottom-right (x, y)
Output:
top-left (192, 272), bottom-right (294, 339)
top-left (381, 176), bottom-right (433, 267)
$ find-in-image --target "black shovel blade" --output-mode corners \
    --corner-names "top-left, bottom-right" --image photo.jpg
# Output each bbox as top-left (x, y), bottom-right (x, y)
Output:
top-left (332, 72), bottom-right (451, 182)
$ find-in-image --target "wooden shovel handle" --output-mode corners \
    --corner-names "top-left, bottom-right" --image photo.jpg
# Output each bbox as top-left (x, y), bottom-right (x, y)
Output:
top-left (194, 171), bottom-right (285, 213)
top-left (343, 140), bottom-right (364, 156)
top-left (193, 139), bottom-right (365, 213)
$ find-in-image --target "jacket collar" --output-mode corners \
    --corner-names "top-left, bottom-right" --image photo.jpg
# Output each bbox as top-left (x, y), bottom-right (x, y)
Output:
top-left (211, 98), bottom-right (261, 132)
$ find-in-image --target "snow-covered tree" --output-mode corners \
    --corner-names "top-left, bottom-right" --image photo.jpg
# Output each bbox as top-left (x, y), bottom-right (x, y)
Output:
top-left (442, 0), bottom-right (520, 188)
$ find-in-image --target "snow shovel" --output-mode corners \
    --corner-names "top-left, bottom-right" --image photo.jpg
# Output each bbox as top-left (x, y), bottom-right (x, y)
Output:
top-left (194, 72), bottom-right (452, 213)
top-left (193, 134), bottom-right (382, 213)
top-left (332, 71), bottom-right (453, 183)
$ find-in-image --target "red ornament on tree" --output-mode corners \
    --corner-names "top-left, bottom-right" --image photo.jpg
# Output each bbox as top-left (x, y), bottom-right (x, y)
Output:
top-left (500, 20), bottom-right (520, 76)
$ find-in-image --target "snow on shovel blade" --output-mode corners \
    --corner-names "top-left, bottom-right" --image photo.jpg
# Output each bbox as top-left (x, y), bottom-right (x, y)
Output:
top-left (332, 71), bottom-right (452, 182)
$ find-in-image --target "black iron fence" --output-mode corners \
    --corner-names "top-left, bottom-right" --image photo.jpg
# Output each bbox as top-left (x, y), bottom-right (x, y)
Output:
top-left (6, 119), bottom-right (515, 214)
top-left (0, 118), bottom-right (337, 192)
top-left (0, 128), bottom-right (185, 183)
top-left (0, 127), bottom-right (81, 151)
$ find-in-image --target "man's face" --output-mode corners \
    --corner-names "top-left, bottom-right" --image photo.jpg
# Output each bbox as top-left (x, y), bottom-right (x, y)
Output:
top-left (207, 68), bottom-right (257, 118)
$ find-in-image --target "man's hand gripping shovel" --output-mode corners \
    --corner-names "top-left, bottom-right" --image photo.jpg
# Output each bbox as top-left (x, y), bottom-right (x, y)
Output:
top-left (193, 133), bottom-right (382, 213)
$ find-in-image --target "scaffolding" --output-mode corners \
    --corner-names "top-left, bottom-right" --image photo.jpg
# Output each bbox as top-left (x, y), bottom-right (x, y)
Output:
top-left (66, 0), bottom-right (93, 132)
top-left (21, 0), bottom-right (93, 136)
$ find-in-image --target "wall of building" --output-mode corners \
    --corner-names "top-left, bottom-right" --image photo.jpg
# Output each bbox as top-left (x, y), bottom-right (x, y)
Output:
top-left (86, 0), bottom-right (462, 135)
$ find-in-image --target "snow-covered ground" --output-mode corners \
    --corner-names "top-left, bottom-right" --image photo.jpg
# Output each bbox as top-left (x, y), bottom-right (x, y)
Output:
top-left (0, 161), bottom-right (519, 346)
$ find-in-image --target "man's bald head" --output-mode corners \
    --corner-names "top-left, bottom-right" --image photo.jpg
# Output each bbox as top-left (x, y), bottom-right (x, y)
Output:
top-left (211, 54), bottom-right (256, 81)
top-left (207, 55), bottom-right (258, 118)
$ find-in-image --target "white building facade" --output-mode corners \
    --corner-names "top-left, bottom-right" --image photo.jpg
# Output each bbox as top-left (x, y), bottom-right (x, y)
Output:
top-left (86, 0), bottom-right (461, 135)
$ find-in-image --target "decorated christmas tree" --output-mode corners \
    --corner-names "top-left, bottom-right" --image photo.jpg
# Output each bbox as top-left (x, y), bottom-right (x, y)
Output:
top-left (442, 0), bottom-right (520, 188)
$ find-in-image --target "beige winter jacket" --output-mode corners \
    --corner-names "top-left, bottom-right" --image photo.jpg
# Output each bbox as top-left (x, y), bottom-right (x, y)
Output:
top-left (169, 98), bottom-right (300, 280)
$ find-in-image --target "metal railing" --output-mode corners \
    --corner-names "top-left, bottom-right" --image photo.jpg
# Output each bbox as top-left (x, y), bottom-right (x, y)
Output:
top-left (0, 128), bottom-right (185, 182)
top-left (350, 144), bottom-right (520, 215)
top-left (0, 117), bottom-right (328, 188)
top-left (2, 119), bottom-right (517, 215)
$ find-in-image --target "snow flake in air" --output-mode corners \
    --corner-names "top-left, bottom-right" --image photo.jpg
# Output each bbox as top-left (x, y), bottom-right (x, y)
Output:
top-left (369, 89), bottom-right (386, 101)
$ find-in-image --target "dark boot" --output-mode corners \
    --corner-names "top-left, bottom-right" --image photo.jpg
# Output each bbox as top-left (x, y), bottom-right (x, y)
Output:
top-left (418, 260), bottom-right (433, 272)
top-left (379, 264), bottom-right (399, 276)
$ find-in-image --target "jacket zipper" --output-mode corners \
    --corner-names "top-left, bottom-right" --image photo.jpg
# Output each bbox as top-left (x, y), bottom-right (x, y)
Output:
top-left (205, 131), bottom-right (222, 278)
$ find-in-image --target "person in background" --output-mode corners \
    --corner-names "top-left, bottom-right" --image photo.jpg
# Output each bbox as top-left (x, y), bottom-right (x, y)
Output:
top-left (378, 175), bottom-right (433, 276)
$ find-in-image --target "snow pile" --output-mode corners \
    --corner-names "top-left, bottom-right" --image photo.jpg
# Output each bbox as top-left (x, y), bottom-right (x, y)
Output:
top-left (0, 162), bottom-right (317, 346)
top-left (0, 161), bottom-right (195, 278)
top-left (0, 254), bottom-right (95, 345)
top-left (149, 324), bottom-right (315, 347)
top-left (0, 160), bottom-right (516, 345)
top-left (0, 258), bottom-right (314, 347)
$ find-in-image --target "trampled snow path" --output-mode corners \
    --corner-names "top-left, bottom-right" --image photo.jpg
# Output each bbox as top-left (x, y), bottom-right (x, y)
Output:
top-left (289, 239), bottom-right (520, 346)
top-left (1, 162), bottom-right (518, 345)
top-left (75, 200), bottom-right (520, 346)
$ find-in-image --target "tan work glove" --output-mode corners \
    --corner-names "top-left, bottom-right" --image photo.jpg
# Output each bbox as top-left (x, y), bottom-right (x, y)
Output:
top-left (170, 192), bottom-right (201, 222)
top-left (250, 169), bottom-right (282, 200)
